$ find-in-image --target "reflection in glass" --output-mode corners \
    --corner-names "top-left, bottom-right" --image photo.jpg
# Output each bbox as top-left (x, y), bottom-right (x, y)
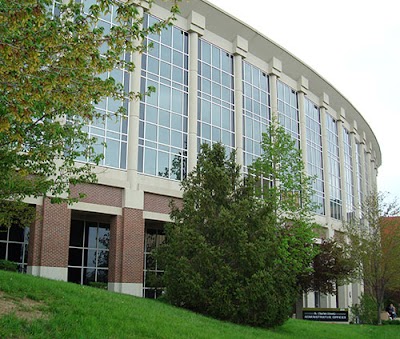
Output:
top-left (143, 224), bottom-right (166, 299)
top-left (68, 220), bottom-right (110, 286)
top-left (0, 225), bottom-right (29, 272)
top-left (139, 14), bottom-right (188, 180)
top-left (242, 61), bottom-right (270, 170)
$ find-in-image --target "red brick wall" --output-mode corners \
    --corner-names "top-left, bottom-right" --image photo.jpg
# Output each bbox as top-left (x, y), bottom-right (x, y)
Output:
top-left (28, 205), bottom-right (43, 267)
top-left (33, 198), bottom-right (71, 267)
top-left (70, 183), bottom-right (122, 207)
top-left (144, 193), bottom-right (182, 214)
top-left (108, 208), bottom-right (144, 284)
top-left (108, 215), bottom-right (123, 282)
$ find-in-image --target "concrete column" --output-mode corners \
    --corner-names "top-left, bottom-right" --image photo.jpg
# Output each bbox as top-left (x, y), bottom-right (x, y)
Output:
top-left (124, 5), bottom-right (146, 210)
top-left (297, 76), bottom-right (309, 166)
top-left (233, 35), bottom-right (248, 169)
top-left (371, 154), bottom-right (377, 192)
top-left (268, 57), bottom-right (282, 121)
top-left (187, 11), bottom-right (205, 172)
top-left (320, 93), bottom-right (331, 221)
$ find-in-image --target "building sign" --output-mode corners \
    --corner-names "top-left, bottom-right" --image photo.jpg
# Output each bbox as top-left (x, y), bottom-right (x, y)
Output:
top-left (302, 308), bottom-right (348, 322)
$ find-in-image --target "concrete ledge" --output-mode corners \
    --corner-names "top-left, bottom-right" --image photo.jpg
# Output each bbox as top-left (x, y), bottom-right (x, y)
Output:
top-left (108, 283), bottom-right (143, 297)
top-left (28, 266), bottom-right (67, 281)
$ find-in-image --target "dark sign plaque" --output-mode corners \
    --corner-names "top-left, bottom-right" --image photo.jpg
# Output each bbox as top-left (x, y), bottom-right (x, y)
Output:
top-left (302, 308), bottom-right (348, 322)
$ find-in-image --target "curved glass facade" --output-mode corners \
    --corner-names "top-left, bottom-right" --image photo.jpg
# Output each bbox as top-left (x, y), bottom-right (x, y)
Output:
top-left (69, 3), bottom-right (379, 223)
top-left (11, 0), bottom-right (381, 311)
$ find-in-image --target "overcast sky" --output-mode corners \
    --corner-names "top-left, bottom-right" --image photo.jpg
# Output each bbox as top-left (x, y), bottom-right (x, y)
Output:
top-left (209, 0), bottom-right (400, 200)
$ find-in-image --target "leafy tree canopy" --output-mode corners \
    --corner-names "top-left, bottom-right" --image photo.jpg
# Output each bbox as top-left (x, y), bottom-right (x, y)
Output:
top-left (0, 0), bottom-right (178, 223)
top-left (344, 191), bottom-right (400, 324)
top-left (298, 238), bottom-right (356, 296)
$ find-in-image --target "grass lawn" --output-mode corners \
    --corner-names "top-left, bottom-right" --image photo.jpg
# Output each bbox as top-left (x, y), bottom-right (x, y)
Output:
top-left (0, 270), bottom-right (398, 338)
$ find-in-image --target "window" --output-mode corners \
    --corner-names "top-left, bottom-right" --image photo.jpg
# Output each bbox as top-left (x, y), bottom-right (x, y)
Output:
top-left (143, 222), bottom-right (165, 299)
top-left (242, 61), bottom-right (270, 170)
top-left (0, 225), bottom-right (29, 273)
top-left (326, 113), bottom-right (342, 220)
top-left (343, 128), bottom-right (355, 221)
top-left (305, 98), bottom-right (325, 215)
top-left (364, 150), bottom-right (370, 195)
top-left (68, 220), bottom-right (110, 286)
top-left (277, 80), bottom-right (299, 146)
top-left (138, 15), bottom-right (188, 180)
top-left (198, 39), bottom-right (235, 154)
top-left (355, 142), bottom-right (363, 215)
top-left (75, 1), bottom-right (129, 169)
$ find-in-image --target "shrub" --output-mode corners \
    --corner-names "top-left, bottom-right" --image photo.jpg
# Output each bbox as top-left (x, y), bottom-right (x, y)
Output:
top-left (88, 282), bottom-right (108, 290)
top-left (382, 320), bottom-right (400, 325)
top-left (0, 259), bottom-right (18, 272)
top-left (350, 293), bottom-right (379, 325)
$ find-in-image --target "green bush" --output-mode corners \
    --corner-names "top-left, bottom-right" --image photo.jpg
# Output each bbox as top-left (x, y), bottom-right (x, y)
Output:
top-left (382, 320), bottom-right (400, 325)
top-left (160, 140), bottom-right (316, 328)
top-left (88, 281), bottom-right (108, 290)
top-left (350, 293), bottom-right (379, 325)
top-left (0, 259), bottom-right (18, 272)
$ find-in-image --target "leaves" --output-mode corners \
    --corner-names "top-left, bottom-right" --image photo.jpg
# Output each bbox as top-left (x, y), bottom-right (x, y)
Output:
top-left (161, 126), bottom-right (317, 328)
top-left (0, 0), bottom-right (179, 219)
top-left (343, 191), bottom-right (400, 324)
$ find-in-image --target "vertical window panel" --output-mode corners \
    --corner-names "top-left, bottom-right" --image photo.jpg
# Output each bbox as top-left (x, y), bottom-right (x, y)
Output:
top-left (343, 128), bottom-right (355, 220)
top-left (138, 15), bottom-right (188, 180)
top-left (198, 39), bottom-right (235, 154)
top-left (326, 113), bottom-right (342, 220)
top-left (277, 81), bottom-right (299, 146)
top-left (305, 98), bottom-right (325, 215)
top-left (68, 220), bottom-right (110, 286)
top-left (242, 61), bottom-right (270, 170)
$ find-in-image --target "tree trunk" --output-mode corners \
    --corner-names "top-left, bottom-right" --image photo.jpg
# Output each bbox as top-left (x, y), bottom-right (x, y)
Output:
top-left (377, 303), bottom-right (382, 325)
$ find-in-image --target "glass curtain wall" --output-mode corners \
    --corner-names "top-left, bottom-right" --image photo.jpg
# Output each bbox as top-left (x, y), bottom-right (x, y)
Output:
top-left (138, 15), bottom-right (189, 180)
top-left (68, 220), bottom-right (110, 286)
top-left (75, 0), bottom-right (129, 169)
top-left (197, 39), bottom-right (235, 154)
top-left (277, 80), bottom-right (299, 147)
top-left (0, 226), bottom-right (29, 273)
top-left (305, 98), bottom-right (325, 215)
top-left (343, 128), bottom-right (355, 221)
top-left (143, 223), bottom-right (165, 299)
top-left (364, 150), bottom-right (370, 196)
top-left (355, 142), bottom-right (363, 214)
top-left (242, 61), bottom-right (270, 170)
top-left (326, 113), bottom-right (342, 220)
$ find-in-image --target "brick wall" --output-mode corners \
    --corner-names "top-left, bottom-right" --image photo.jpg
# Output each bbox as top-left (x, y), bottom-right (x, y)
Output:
top-left (144, 193), bottom-right (182, 214)
top-left (33, 198), bottom-right (71, 267)
top-left (70, 183), bottom-right (123, 207)
top-left (108, 215), bottom-right (123, 282)
top-left (28, 205), bottom-right (43, 267)
top-left (109, 208), bottom-right (144, 284)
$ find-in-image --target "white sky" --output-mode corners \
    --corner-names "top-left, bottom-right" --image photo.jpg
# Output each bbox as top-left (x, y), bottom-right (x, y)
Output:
top-left (209, 0), bottom-right (400, 200)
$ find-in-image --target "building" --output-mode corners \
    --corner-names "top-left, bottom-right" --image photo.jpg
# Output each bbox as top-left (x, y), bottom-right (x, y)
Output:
top-left (0, 0), bottom-right (381, 310)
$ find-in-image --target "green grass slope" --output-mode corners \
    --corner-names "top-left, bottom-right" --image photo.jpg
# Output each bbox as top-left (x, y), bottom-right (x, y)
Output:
top-left (0, 270), bottom-right (398, 338)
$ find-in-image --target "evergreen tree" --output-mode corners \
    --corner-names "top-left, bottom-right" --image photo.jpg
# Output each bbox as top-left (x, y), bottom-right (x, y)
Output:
top-left (161, 121), bottom-right (317, 328)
